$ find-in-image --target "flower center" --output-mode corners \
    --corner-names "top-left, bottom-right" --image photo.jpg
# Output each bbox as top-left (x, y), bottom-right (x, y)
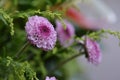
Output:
top-left (39, 26), bottom-right (50, 37)
top-left (64, 28), bottom-right (71, 38)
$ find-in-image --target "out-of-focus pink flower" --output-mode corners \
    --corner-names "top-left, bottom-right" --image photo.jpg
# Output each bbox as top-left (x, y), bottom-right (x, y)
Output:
top-left (85, 37), bottom-right (102, 65)
top-left (66, 7), bottom-right (100, 30)
top-left (25, 15), bottom-right (57, 51)
top-left (45, 76), bottom-right (56, 80)
top-left (56, 20), bottom-right (75, 47)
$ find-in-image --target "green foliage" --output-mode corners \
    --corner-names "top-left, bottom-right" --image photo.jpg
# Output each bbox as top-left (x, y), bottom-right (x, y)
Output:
top-left (88, 29), bottom-right (120, 42)
top-left (0, 9), bottom-right (14, 36)
top-left (0, 56), bottom-right (38, 80)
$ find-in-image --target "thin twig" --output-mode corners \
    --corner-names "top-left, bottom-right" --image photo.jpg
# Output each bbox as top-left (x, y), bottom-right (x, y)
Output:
top-left (14, 41), bottom-right (30, 59)
top-left (50, 52), bottom-right (83, 74)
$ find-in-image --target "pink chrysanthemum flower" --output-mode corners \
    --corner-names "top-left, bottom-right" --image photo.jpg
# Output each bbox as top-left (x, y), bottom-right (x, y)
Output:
top-left (25, 15), bottom-right (57, 51)
top-left (85, 37), bottom-right (102, 65)
top-left (45, 76), bottom-right (56, 80)
top-left (56, 20), bottom-right (75, 47)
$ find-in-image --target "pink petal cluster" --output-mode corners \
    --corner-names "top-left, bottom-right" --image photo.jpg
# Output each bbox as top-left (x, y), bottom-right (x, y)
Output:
top-left (45, 76), bottom-right (56, 80)
top-left (85, 37), bottom-right (102, 65)
top-left (56, 20), bottom-right (75, 47)
top-left (25, 15), bottom-right (57, 51)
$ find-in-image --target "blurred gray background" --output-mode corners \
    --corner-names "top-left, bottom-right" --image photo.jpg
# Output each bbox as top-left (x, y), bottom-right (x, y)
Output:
top-left (79, 0), bottom-right (120, 80)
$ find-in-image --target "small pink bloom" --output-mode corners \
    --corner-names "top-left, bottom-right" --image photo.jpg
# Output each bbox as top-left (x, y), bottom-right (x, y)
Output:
top-left (25, 15), bottom-right (57, 51)
top-left (45, 76), bottom-right (56, 80)
top-left (85, 37), bottom-right (102, 65)
top-left (66, 7), bottom-right (99, 30)
top-left (56, 20), bottom-right (75, 47)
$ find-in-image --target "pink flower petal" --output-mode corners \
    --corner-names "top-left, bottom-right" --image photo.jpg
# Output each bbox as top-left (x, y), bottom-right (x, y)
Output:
top-left (25, 15), bottom-right (57, 51)
top-left (85, 37), bottom-right (102, 65)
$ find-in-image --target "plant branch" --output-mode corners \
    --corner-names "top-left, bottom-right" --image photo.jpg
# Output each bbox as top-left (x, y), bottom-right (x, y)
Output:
top-left (14, 41), bottom-right (30, 59)
top-left (50, 52), bottom-right (83, 73)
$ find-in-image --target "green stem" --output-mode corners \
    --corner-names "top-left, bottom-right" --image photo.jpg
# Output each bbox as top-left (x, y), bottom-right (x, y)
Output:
top-left (14, 41), bottom-right (30, 59)
top-left (50, 52), bottom-right (83, 74)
